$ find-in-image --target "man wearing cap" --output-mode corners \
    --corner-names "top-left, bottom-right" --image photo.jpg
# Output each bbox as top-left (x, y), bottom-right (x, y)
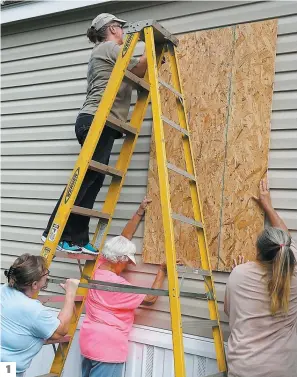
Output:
top-left (42, 13), bottom-right (147, 255)
top-left (79, 197), bottom-right (167, 377)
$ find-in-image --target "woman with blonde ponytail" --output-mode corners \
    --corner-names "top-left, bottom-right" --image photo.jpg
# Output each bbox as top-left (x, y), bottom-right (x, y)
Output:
top-left (224, 179), bottom-right (297, 377)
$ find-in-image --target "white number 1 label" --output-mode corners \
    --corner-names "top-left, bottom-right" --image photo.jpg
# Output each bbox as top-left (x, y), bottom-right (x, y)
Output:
top-left (0, 362), bottom-right (16, 376)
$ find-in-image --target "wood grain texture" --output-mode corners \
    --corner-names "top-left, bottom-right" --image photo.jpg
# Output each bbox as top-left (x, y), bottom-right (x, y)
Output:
top-left (217, 20), bottom-right (278, 269)
top-left (143, 20), bottom-right (277, 271)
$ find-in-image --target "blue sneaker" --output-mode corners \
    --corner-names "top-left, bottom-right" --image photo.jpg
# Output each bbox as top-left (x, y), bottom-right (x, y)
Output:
top-left (41, 236), bottom-right (82, 254)
top-left (58, 241), bottom-right (82, 254)
top-left (81, 242), bottom-right (98, 255)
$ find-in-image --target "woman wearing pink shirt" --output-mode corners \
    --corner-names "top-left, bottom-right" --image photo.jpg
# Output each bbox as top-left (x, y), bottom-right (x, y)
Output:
top-left (79, 197), bottom-right (167, 377)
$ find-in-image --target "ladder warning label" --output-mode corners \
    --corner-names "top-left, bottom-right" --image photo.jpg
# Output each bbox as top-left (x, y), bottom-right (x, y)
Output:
top-left (122, 34), bottom-right (133, 57)
top-left (49, 223), bottom-right (59, 242)
top-left (65, 167), bottom-right (80, 204)
top-left (41, 247), bottom-right (51, 258)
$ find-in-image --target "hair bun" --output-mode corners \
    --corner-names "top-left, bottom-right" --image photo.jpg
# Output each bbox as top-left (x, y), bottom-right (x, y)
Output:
top-left (4, 266), bottom-right (16, 281)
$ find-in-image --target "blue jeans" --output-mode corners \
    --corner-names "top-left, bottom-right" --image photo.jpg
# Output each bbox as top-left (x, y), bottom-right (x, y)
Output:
top-left (81, 356), bottom-right (124, 377)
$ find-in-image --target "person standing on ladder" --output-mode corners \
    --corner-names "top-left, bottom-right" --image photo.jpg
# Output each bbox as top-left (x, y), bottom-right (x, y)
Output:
top-left (41, 13), bottom-right (147, 255)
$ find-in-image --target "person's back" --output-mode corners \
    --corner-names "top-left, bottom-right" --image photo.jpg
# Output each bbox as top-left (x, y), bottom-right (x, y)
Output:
top-left (225, 179), bottom-right (297, 377)
top-left (226, 247), bottom-right (297, 377)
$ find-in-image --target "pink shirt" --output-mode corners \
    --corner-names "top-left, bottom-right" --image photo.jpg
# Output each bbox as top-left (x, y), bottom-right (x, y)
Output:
top-left (79, 258), bottom-right (146, 363)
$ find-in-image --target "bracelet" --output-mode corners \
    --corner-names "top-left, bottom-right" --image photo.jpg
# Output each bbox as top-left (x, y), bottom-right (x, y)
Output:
top-left (136, 210), bottom-right (145, 217)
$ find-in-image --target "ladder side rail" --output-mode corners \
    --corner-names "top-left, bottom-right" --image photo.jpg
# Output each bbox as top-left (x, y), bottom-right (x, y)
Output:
top-left (167, 43), bottom-right (227, 372)
top-left (144, 27), bottom-right (187, 377)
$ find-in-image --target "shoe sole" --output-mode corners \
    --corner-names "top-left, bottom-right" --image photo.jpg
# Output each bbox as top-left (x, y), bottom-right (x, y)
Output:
top-left (59, 248), bottom-right (82, 254)
top-left (81, 247), bottom-right (99, 255)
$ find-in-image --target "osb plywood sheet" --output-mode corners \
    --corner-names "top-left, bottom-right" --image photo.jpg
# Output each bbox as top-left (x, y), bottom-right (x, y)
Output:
top-left (142, 20), bottom-right (277, 271)
top-left (218, 21), bottom-right (277, 269)
top-left (143, 27), bottom-right (234, 268)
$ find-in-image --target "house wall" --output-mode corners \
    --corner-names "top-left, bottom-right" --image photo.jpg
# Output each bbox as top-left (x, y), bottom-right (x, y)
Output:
top-left (1, 1), bottom-right (297, 375)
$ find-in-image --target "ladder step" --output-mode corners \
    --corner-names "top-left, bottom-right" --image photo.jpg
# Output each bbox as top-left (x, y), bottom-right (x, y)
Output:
top-left (45, 335), bottom-right (71, 345)
top-left (161, 115), bottom-right (189, 137)
top-left (71, 206), bottom-right (110, 219)
top-left (206, 373), bottom-right (227, 377)
top-left (54, 251), bottom-right (96, 260)
top-left (38, 295), bottom-right (83, 303)
top-left (107, 114), bottom-right (137, 135)
top-left (159, 79), bottom-right (183, 99)
top-left (167, 162), bottom-right (195, 181)
top-left (89, 161), bottom-right (123, 178)
top-left (124, 70), bottom-right (150, 91)
top-left (35, 374), bottom-right (58, 377)
top-left (177, 265), bottom-right (211, 277)
top-left (172, 213), bottom-right (204, 229)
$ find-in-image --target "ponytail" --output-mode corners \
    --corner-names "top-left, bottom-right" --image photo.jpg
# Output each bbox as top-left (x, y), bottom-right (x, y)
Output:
top-left (257, 227), bottom-right (296, 315)
top-left (87, 21), bottom-right (114, 44)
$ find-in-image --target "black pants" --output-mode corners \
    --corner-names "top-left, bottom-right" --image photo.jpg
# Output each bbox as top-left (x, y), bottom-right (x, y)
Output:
top-left (43, 113), bottom-right (116, 246)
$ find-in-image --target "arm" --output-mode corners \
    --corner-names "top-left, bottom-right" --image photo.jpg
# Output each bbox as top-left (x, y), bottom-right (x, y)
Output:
top-left (48, 279), bottom-right (79, 340)
top-left (130, 55), bottom-right (147, 78)
top-left (121, 197), bottom-right (152, 240)
top-left (141, 263), bottom-right (167, 306)
top-left (253, 178), bottom-right (289, 233)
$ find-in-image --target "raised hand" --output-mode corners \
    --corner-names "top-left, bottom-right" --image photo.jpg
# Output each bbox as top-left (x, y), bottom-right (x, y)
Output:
top-left (252, 178), bottom-right (272, 211)
top-left (137, 196), bottom-right (152, 215)
top-left (232, 255), bottom-right (249, 270)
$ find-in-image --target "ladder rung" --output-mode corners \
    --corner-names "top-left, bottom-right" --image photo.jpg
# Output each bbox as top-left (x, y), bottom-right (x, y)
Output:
top-left (45, 335), bottom-right (71, 345)
top-left (89, 161), bottom-right (123, 178)
top-left (159, 79), bottom-right (183, 99)
top-left (125, 70), bottom-right (150, 91)
top-left (183, 319), bottom-right (218, 328)
top-left (161, 115), bottom-right (189, 137)
top-left (71, 206), bottom-right (110, 219)
top-left (167, 162), bottom-right (196, 181)
top-left (206, 373), bottom-right (227, 377)
top-left (47, 277), bottom-right (212, 301)
top-left (172, 213), bottom-right (204, 229)
top-left (38, 295), bottom-right (83, 303)
top-left (177, 265), bottom-right (211, 277)
top-left (35, 374), bottom-right (58, 377)
top-left (54, 251), bottom-right (96, 260)
top-left (107, 114), bottom-right (137, 135)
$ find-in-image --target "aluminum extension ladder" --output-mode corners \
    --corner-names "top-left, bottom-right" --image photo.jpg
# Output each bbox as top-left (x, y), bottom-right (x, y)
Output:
top-left (38, 20), bottom-right (227, 377)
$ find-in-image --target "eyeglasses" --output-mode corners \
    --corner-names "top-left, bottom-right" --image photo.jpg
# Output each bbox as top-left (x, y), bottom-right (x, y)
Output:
top-left (41, 269), bottom-right (50, 278)
top-left (109, 24), bottom-right (124, 30)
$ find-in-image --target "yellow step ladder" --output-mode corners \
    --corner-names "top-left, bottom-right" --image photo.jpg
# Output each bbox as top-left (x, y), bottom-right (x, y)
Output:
top-left (39, 20), bottom-right (227, 377)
